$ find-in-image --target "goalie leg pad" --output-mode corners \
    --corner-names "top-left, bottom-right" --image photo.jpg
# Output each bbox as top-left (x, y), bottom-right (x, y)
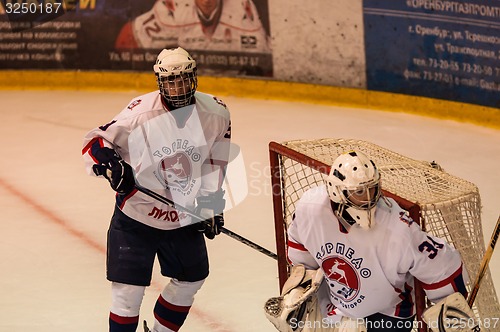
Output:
top-left (422, 292), bottom-right (480, 332)
top-left (265, 296), bottom-right (367, 332)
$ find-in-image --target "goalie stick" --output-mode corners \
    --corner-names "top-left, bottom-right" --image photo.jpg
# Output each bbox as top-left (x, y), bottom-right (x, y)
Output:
top-left (467, 213), bottom-right (500, 307)
top-left (134, 184), bottom-right (278, 261)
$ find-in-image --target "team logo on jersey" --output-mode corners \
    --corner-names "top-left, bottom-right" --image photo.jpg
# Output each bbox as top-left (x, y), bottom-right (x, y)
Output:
top-left (399, 211), bottom-right (414, 226)
top-left (322, 256), bottom-right (360, 302)
top-left (157, 152), bottom-right (192, 191)
top-left (127, 99), bottom-right (141, 110)
top-left (213, 96), bottom-right (227, 108)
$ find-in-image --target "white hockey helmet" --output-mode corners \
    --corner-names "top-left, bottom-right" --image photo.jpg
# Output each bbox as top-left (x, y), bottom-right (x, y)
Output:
top-left (153, 47), bottom-right (198, 108)
top-left (325, 151), bottom-right (381, 229)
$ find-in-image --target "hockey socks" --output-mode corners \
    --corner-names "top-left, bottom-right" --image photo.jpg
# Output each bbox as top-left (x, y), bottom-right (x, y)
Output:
top-left (109, 282), bottom-right (145, 332)
top-left (153, 294), bottom-right (191, 331)
top-left (109, 312), bottom-right (139, 332)
top-left (152, 279), bottom-right (204, 332)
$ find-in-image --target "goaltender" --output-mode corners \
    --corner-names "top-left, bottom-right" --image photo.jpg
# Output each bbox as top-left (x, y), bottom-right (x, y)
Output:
top-left (265, 151), bottom-right (478, 332)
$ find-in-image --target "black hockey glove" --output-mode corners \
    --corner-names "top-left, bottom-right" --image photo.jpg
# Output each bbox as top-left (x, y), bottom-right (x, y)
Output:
top-left (195, 189), bottom-right (225, 240)
top-left (92, 148), bottom-right (135, 195)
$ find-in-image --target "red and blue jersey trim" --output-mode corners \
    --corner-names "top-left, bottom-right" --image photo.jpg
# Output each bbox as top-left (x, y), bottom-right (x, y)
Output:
top-left (82, 137), bottom-right (105, 163)
top-left (419, 264), bottom-right (468, 298)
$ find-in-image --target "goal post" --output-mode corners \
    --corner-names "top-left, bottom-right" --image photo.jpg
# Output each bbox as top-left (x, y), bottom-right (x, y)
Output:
top-left (269, 138), bottom-right (499, 332)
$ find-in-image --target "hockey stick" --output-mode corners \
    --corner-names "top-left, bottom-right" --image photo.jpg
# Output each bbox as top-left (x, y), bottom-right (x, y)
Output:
top-left (134, 184), bottom-right (278, 260)
top-left (467, 213), bottom-right (500, 307)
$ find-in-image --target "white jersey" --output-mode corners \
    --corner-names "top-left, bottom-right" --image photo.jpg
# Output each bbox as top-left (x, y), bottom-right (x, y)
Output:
top-left (287, 185), bottom-right (467, 319)
top-left (82, 91), bottom-right (231, 230)
top-left (115, 0), bottom-right (271, 53)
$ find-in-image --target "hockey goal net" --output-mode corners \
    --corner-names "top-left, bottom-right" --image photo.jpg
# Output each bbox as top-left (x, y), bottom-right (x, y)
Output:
top-left (269, 138), bottom-right (499, 332)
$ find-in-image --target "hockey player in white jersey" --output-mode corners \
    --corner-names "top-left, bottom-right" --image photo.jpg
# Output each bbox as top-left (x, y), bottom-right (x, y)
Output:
top-left (82, 47), bottom-right (231, 332)
top-left (115, 0), bottom-right (271, 54)
top-left (265, 151), bottom-right (477, 332)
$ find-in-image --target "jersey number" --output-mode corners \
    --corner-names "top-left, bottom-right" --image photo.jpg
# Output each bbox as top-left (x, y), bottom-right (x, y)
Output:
top-left (418, 236), bottom-right (444, 259)
top-left (99, 120), bottom-right (116, 131)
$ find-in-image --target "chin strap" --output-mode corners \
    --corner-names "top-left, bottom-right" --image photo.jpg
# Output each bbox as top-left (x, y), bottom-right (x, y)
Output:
top-left (332, 201), bottom-right (375, 230)
top-left (331, 201), bottom-right (355, 231)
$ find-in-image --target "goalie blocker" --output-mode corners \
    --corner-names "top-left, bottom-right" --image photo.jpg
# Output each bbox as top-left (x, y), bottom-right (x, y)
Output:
top-left (264, 265), bottom-right (367, 332)
top-left (423, 293), bottom-right (480, 332)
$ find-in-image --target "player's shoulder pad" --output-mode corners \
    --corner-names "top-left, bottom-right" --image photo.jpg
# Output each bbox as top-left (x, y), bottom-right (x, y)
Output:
top-left (194, 92), bottom-right (230, 118)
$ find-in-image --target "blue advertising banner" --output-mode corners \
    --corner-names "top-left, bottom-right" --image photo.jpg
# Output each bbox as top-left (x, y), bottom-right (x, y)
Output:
top-left (364, 0), bottom-right (500, 108)
top-left (0, 0), bottom-right (273, 76)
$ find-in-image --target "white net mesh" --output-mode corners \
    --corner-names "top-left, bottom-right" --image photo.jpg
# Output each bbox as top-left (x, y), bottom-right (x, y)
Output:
top-left (272, 138), bottom-right (499, 331)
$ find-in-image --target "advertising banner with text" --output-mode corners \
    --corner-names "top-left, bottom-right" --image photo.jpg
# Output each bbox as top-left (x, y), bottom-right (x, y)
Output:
top-left (0, 0), bottom-right (273, 76)
top-left (364, 0), bottom-right (500, 108)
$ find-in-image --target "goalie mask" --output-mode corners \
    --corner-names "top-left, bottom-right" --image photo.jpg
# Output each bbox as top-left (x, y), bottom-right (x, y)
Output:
top-left (325, 151), bottom-right (381, 229)
top-left (153, 47), bottom-right (198, 109)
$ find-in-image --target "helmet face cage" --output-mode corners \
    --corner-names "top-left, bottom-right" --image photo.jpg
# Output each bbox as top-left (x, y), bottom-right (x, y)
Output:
top-left (342, 180), bottom-right (381, 211)
top-left (157, 70), bottom-right (198, 108)
top-left (153, 47), bottom-right (198, 108)
top-left (326, 151), bottom-right (381, 229)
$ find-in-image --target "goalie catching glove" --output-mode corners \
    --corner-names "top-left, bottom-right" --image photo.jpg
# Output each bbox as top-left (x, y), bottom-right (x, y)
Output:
top-left (264, 265), bottom-right (324, 332)
top-left (195, 189), bottom-right (225, 239)
top-left (422, 292), bottom-right (480, 332)
top-left (92, 148), bottom-right (135, 195)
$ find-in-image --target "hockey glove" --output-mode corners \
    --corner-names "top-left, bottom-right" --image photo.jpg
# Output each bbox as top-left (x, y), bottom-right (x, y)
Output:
top-left (422, 292), bottom-right (479, 332)
top-left (195, 189), bottom-right (225, 239)
top-left (92, 148), bottom-right (135, 195)
top-left (264, 265), bottom-right (325, 332)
